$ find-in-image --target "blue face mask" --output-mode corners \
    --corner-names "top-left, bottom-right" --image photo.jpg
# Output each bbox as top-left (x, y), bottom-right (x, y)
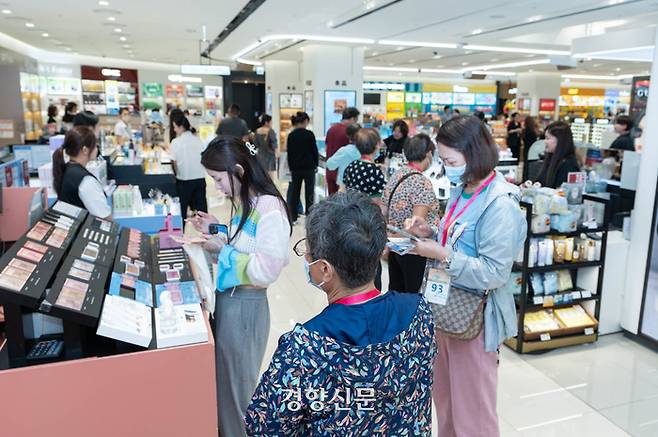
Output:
top-left (444, 164), bottom-right (466, 185)
top-left (304, 258), bottom-right (325, 290)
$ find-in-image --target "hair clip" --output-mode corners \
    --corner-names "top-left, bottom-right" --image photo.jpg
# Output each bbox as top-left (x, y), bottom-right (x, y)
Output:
top-left (245, 142), bottom-right (257, 156)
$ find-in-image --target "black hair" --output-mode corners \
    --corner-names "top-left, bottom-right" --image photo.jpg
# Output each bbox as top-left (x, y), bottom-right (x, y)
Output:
top-left (169, 108), bottom-right (185, 142)
top-left (444, 105), bottom-right (451, 112)
top-left (171, 110), bottom-right (191, 132)
top-left (392, 119), bottom-right (409, 137)
top-left (47, 105), bottom-right (58, 118)
top-left (538, 121), bottom-right (576, 188)
top-left (259, 114), bottom-right (272, 127)
top-left (119, 107), bottom-right (129, 115)
top-left (65, 101), bottom-right (78, 114)
top-left (52, 126), bottom-right (97, 196)
top-left (200, 136), bottom-right (291, 241)
top-left (404, 132), bottom-right (435, 162)
top-left (306, 190), bottom-right (387, 289)
top-left (354, 128), bottom-right (380, 155)
top-left (342, 107), bottom-right (360, 120)
top-left (346, 123), bottom-right (361, 142)
top-left (474, 110), bottom-right (485, 121)
top-left (73, 111), bottom-right (99, 128)
top-left (229, 104), bottom-right (241, 116)
top-left (615, 115), bottom-right (633, 132)
top-left (511, 112), bottom-right (519, 118)
top-left (436, 116), bottom-right (499, 183)
top-left (291, 111), bottom-right (310, 126)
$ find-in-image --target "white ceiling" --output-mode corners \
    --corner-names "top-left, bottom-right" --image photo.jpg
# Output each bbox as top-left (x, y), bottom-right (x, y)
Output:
top-left (0, 0), bottom-right (655, 79)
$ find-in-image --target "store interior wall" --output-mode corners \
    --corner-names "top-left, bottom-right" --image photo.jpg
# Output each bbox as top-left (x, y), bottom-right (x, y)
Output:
top-left (0, 47), bottom-right (39, 146)
top-left (622, 25), bottom-right (658, 335)
top-left (264, 60), bottom-right (303, 134)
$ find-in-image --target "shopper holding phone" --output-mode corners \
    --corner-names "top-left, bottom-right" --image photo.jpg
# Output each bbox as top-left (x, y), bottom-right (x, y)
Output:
top-left (188, 135), bottom-right (291, 437)
top-left (405, 116), bottom-right (526, 437)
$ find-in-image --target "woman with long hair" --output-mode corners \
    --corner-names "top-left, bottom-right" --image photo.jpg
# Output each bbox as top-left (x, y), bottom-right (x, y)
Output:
top-left (52, 126), bottom-right (111, 218)
top-left (536, 121), bottom-right (581, 188)
top-left (254, 113), bottom-right (278, 179)
top-left (187, 135), bottom-right (291, 437)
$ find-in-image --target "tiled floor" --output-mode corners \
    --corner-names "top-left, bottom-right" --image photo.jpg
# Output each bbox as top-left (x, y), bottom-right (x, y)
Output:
top-left (202, 183), bottom-right (658, 437)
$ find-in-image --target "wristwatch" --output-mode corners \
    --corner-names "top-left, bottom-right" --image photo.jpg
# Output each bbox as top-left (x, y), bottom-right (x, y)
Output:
top-left (442, 249), bottom-right (455, 269)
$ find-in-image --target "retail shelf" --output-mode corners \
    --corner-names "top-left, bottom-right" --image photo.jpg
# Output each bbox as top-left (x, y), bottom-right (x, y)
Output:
top-left (514, 260), bottom-right (603, 273)
top-left (530, 227), bottom-right (606, 238)
top-left (505, 331), bottom-right (598, 353)
top-left (516, 288), bottom-right (600, 311)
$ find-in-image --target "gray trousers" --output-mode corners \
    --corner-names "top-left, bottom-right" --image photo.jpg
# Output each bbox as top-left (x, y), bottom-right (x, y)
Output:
top-left (214, 287), bottom-right (270, 437)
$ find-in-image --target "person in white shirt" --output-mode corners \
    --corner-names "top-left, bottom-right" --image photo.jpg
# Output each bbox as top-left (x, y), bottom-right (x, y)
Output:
top-left (52, 126), bottom-right (112, 219)
top-left (170, 111), bottom-right (208, 220)
top-left (114, 108), bottom-right (132, 144)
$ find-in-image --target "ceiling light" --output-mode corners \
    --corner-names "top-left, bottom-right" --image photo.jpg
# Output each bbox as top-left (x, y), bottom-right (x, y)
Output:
top-left (123, 44), bottom-right (131, 48)
top-left (1, 9), bottom-right (11, 14)
top-left (107, 16), bottom-right (116, 21)
top-left (371, 52), bottom-right (379, 56)
top-left (463, 44), bottom-right (570, 56)
top-left (468, 58), bottom-right (551, 71)
top-left (363, 66), bottom-right (419, 73)
top-left (525, 54), bottom-right (536, 58)
top-left (25, 22), bottom-right (35, 28)
top-left (119, 36), bottom-right (127, 41)
top-left (114, 28), bottom-right (122, 33)
top-left (465, 51), bottom-right (473, 55)
top-left (421, 68), bottom-right (463, 74)
top-left (528, 15), bottom-right (542, 22)
top-left (396, 46), bottom-right (404, 51)
top-left (379, 39), bottom-right (459, 49)
top-left (462, 62), bottom-right (469, 66)
top-left (615, 67), bottom-right (621, 71)
top-left (98, 0), bottom-right (109, 5)
top-left (562, 73), bottom-right (625, 80)
top-left (433, 55), bottom-right (442, 59)
top-left (236, 57), bottom-right (262, 66)
top-left (608, 0), bottom-right (624, 4)
top-left (593, 64), bottom-right (601, 67)
top-left (528, 69), bottom-right (534, 72)
top-left (409, 59), bottom-right (415, 62)
top-left (491, 58), bottom-right (499, 62)
top-left (472, 70), bottom-right (516, 76)
top-left (41, 32), bottom-right (49, 37)
top-left (65, 47), bottom-right (72, 51)
top-left (472, 29), bottom-right (483, 35)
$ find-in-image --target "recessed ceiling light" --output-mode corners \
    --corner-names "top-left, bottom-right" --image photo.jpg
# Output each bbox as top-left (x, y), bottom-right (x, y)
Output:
top-left (371, 52), bottom-right (379, 56)
top-left (396, 46), bottom-right (404, 51)
top-left (99, 0), bottom-right (109, 5)
top-left (436, 65), bottom-right (444, 68)
top-left (114, 28), bottom-right (122, 33)
top-left (41, 32), bottom-right (49, 37)
top-left (528, 15), bottom-right (542, 22)
top-left (462, 62), bottom-right (469, 66)
top-left (472, 29), bottom-right (483, 35)
top-left (119, 36), bottom-right (127, 41)
top-left (465, 51), bottom-right (473, 55)
top-left (491, 58), bottom-right (499, 62)
top-left (616, 67), bottom-right (621, 71)
top-left (388, 63), bottom-right (394, 66)
top-left (65, 47), bottom-right (72, 51)
top-left (528, 69), bottom-right (534, 72)
top-left (433, 55), bottom-right (442, 59)
top-left (409, 59), bottom-right (415, 62)
top-left (123, 44), bottom-right (130, 48)
top-left (107, 16), bottom-right (116, 21)
top-left (525, 54), bottom-right (536, 58)
top-left (1, 9), bottom-right (11, 14)
top-left (25, 22), bottom-right (35, 28)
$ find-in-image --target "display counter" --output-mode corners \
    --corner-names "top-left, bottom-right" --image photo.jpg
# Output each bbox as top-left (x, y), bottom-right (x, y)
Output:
top-left (113, 202), bottom-right (182, 234)
top-left (107, 159), bottom-right (176, 198)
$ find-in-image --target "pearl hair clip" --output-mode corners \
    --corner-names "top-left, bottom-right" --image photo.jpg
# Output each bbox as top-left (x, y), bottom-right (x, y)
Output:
top-left (245, 142), bottom-right (258, 156)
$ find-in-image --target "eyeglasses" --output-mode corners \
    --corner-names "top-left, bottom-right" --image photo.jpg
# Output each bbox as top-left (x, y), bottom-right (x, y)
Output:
top-left (293, 238), bottom-right (307, 257)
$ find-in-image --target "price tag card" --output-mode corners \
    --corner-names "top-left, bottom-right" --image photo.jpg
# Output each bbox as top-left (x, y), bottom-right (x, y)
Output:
top-left (584, 327), bottom-right (594, 336)
top-left (424, 268), bottom-right (450, 306)
top-left (540, 333), bottom-right (551, 342)
top-left (581, 291), bottom-right (592, 299)
top-left (571, 291), bottom-right (582, 300)
top-left (533, 296), bottom-right (544, 305)
top-left (543, 296), bottom-right (554, 307)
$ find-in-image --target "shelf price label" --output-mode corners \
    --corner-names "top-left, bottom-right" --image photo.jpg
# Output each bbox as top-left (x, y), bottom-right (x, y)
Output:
top-left (581, 291), bottom-right (592, 299)
top-left (584, 328), bottom-right (594, 336)
top-left (533, 296), bottom-right (544, 305)
top-left (571, 291), bottom-right (582, 299)
top-left (540, 333), bottom-right (551, 342)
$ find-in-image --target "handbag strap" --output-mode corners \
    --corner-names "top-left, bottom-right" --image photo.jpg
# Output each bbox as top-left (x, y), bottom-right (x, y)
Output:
top-left (387, 171), bottom-right (424, 212)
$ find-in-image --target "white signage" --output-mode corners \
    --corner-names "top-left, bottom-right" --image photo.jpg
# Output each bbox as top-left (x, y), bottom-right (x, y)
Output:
top-left (453, 85), bottom-right (469, 93)
top-left (168, 74), bottom-right (202, 83)
top-left (180, 64), bottom-right (230, 76)
top-left (101, 68), bottom-right (121, 77)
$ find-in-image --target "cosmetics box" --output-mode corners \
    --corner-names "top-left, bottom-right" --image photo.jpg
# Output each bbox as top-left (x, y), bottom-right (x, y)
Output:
top-left (155, 303), bottom-right (208, 348)
top-left (97, 295), bottom-right (153, 348)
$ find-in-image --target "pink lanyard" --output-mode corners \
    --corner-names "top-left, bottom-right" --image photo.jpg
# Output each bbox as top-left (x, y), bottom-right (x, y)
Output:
top-left (441, 172), bottom-right (496, 246)
top-left (334, 289), bottom-right (381, 305)
top-left (408, 162), bottom-right (423, 172)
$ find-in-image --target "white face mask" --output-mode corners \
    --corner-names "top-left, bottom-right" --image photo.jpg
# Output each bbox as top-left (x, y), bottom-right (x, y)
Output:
top-left (304, 258), bottom-right (325, 290)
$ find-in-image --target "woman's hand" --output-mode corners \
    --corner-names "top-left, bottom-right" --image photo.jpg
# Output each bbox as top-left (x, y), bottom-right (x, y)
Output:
top-left (186, 211), bottom-right (219, 234)
top-left (202, 234), bottom-right (227, 255)
top-left (411, 239), bottom-right (452, 261)
top-left (405, 216), bottom-right (434, 238)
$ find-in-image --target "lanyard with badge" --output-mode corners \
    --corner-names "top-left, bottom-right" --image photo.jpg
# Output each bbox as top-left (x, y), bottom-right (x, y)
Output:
top-left (423, 172), bottom-right (496, 305)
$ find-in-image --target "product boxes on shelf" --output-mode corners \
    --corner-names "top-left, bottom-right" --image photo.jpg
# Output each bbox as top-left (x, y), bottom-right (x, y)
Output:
top-left (96, 295), bottom-right (153, 347)
top-left (155, 303), bottom-right (208, 348)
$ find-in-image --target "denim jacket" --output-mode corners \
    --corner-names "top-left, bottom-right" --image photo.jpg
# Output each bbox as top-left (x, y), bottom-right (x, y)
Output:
top-left (443, 172), bottom-right (527, 352)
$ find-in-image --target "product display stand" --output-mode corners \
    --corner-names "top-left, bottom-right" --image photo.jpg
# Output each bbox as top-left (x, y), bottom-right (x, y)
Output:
top-left (506, 194), bottom-right (610, 353)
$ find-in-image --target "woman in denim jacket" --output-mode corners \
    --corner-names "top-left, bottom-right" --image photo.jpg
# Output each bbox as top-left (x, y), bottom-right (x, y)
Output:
top-left (407, 116), bottom-right (527, 437)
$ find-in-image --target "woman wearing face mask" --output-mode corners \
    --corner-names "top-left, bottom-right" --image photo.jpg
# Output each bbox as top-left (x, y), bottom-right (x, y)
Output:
top-left (382, 133), bottom-right (440, 293)
top-left (536, 121), bottom-right (580, 189)
top-left (52, 126), bottom-right (111, 219)
top-left (187, 135), bottom-right (291, 437)
top-left (405, 116), bottom-right (526, 437)
top-left (246, 191), bottom-right (437, 435)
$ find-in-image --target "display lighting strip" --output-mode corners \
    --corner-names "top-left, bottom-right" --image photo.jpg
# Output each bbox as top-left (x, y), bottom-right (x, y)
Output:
top-left (232, 34), bottom-right (375, 61)
top-left (468, 58), bottom-right (552, 71)
top-left (561, 73), bottom-right (639, 80)
top-left (463, 44), bottom-right (570, 56)
top-left (377, 40), bottom-right (459, 49)
top-left (572, 45), bottom-right (655, 58)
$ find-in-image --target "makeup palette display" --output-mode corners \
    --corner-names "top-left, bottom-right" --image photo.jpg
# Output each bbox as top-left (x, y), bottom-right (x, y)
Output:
top-left (67, 215), bottom-right (121, 268)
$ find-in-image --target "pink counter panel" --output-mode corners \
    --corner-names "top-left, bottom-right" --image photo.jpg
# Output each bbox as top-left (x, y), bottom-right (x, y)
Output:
top-left (0, 318), bottom-right (217, 437)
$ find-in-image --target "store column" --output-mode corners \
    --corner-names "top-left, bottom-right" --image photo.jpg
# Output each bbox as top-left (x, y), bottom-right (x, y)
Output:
top-left (301, 45), bottom-right (364, 138)
top-left (264, 60), bottom-right (303, 150)
top-left (516, 72), bottom-right (561, 118)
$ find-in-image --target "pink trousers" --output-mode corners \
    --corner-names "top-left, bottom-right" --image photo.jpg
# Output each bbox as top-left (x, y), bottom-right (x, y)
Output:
top-left (433, 329), bottom-right (499, 437)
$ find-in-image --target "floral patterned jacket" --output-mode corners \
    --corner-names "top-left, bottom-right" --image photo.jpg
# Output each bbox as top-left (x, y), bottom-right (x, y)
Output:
top-left (245, 298), bottom-right (437, 436)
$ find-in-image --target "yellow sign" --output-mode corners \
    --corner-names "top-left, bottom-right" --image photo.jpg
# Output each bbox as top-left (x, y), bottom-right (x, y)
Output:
top-left (386, 91), bottom-right (405, 117)
top-left (568, 88), bottom-right (579, 95)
